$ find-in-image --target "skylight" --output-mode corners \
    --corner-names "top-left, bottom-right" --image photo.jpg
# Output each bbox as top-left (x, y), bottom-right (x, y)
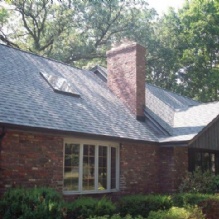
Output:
top-left (40, 71), bottom-right (80, 97)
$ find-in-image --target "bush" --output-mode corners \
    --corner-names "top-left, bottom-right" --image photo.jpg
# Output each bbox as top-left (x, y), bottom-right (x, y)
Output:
top-left (0, 187), bottom-right (64, 219)
top-left (198, 197), bottom-right (219, 219)
top-left (147, 206), bottom-right (205, 219)
top-left (172, 193), bottom-right (213, 207)
top-left (66, 197), bottom-right (116, 219)
top-left (179, 169), bottom-right (219, 193)
top-left (117, 194), bottom-right (172, 218)
top-left (88, 214), bottom-right (144, 219)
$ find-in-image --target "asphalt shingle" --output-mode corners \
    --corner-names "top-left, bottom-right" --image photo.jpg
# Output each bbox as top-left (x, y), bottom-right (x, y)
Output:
top-left (1, 45), bottom-right (218, 143)
top-left (90, 65), bottom-right (219, 142)
top-left (0, 45), bottom-right (158, 142)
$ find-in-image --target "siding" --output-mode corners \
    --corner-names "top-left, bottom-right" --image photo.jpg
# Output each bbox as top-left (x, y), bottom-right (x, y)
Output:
top-left (190, 117), bottom-right (219, 150)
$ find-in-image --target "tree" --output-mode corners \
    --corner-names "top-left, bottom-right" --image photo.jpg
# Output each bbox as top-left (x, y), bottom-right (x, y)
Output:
top-left (2, 0), bottom-right (156, 68)
top-left (7, 0), bottom-right (72, 55)
top-left (0, 5), bottom-right (18, 46)
top-left (149, 0), bottom-right (219, 102)
top-left (146, 8), bottom-right (182, 91)
top-left (177, 0), bottom-right (219, 101)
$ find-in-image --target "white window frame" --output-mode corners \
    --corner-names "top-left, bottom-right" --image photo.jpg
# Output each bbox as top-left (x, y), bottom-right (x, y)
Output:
top-left (63, 138), bottom-right (120, 195)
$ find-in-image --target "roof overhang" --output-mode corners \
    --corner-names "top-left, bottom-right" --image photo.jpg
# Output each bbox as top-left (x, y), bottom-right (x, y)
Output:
top-left (0, 122), bottom-right (158, 146)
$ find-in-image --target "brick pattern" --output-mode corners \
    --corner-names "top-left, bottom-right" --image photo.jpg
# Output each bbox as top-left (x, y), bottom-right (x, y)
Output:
top-left (0, 130), bottom-right (63, 196)
top-left (0, 129), bottom-right (188, 197)
top-left (119, 142), bottom-right (160, 194)
top-left (107, 42), bottom-right (146, 120)
top-left (159, 147), bottom-right (188, 193)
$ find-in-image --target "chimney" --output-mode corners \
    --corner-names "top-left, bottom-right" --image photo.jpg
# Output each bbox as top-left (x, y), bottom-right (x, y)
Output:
top-left (107, 41), bottom-right (146, 121)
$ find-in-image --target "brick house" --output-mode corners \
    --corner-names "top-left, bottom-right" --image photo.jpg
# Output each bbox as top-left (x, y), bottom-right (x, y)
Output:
top-left (0, 41), bottom-right (219, 198)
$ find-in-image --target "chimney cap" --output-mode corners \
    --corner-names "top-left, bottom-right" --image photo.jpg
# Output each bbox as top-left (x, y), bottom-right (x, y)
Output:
top-left (112, 38), bottom-right (136, 49)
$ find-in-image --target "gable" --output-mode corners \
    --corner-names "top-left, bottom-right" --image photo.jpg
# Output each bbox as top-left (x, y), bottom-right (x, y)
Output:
top-left (189, 115), bottom-right (219, 151)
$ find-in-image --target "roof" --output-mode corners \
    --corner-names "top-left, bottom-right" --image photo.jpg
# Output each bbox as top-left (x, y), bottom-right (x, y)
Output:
top-left (0, 44), bottom-right (158, 142)
top-left (92, 65), bottom-right (219, 143)
top-left (0, 44), bottom-right (218, 144)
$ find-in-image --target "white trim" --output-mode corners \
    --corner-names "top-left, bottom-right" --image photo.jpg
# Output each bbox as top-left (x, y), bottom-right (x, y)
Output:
top-left (107, 146), bottom-right (111, 190)
top-left (116, 145), bottom-right (120, 189)
top-left (63, 138), bottom-right (119, 194)
top-left (95, 145), bottom-right (98, 191)
top-left (79, 144), bottom-right (83, 191)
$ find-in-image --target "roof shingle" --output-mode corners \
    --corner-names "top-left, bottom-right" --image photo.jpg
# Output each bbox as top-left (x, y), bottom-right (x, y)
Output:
top-left (0, 44), bottom-right (158, 142)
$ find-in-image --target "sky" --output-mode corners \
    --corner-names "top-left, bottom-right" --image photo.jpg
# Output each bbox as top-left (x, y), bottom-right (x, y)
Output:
top-left (147, 0), bottom-right (185, 15)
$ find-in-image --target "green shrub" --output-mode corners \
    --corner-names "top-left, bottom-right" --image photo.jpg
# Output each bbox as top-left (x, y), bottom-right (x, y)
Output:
top-left (179, 169), bottom-right (219, 193)
top-left (66, 197), bottom-right (116, 219)
top-left (88, 214), bottom-right (144, 219)
top-left (172, 193), bottom-right (213, 207)
top-left (147, 206), bottom-right (205, 219)
top-left (0, 187), bottom-right (64, 219)
top-left (198, 196), bottom-right (219, 219)
top-left (117, 194), bottom-right (172, 218)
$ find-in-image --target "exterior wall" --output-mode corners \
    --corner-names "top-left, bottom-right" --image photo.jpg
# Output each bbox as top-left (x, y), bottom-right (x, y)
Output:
top-left (190, 117), bottom-right (219, 150)
top-left (0, 129), bottom-right (188, 197)
top-left (107, 42), bottom-right (146, 120)
top-left (119, 142), bottom-right (160, 194)
top-left (159, 147), bottom-right (188, 193)
top-left (0, 130), bottom-right (64, 196)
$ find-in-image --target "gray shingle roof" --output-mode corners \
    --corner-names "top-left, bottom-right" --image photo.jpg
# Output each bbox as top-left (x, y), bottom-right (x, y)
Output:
top-left (90, 65), bottom-right (219, 142)
top-left (145, 84), bottom-right (219, 142)
top-left (0, 44), bottom-right (158, 142)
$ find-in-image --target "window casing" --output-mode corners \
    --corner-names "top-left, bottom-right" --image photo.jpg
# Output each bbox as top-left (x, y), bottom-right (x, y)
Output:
top-left (63, 139), bottom-right (119, 194)
top-left (188, 149), bottom-right (219, 174)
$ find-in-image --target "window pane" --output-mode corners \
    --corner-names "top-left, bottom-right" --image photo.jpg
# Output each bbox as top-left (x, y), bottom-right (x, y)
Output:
top-left (111, 147), bottom-right (116, 189)
top-left (202, 153), bottom-right (210, 171)
top-left (64, 144), bottom-right (80, 191)
top-left (83, 145), bottom-right (95, 190)
top-left (98, 146), bottom-right (107, 190)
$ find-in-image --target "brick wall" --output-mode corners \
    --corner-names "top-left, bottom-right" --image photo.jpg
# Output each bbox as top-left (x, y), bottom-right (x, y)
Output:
top-left (119, 142), bottom-right (160, 195)
top-left (107, 42), bottom-right (146, 120)
top-left (159, 147), bottom-right (188, 193)
top-left (0, 130), bottom-right (63, 196)
top-left (0, 129), bottom-right (188, 197)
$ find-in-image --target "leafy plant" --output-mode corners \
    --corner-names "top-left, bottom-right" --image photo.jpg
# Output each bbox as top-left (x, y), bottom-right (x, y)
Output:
top-left (172, 193), bottom-right (213, 207)
top-left (147, 206), bottom-right (205, 219)
top-left (179, 169), bottom-right (219, 193)
top-left (117, 194), bottom-right (172, 218)
top-left (0, 187), bottom-right (64, 219)
top-left (66, 196), bottom-right (116, 219)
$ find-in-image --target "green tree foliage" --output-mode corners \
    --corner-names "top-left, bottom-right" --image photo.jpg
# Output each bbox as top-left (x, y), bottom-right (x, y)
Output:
top-left (146, 8), bottom-right (182, 91)
top-left (2, 0), bottom-right (156, 68)
top-left (178, 0), bottom-right (219, 101)
top-left (0, 5), bottom-right (13, 45)
top-left (7, 0), bottom-right (72, 55)
top-left (153, 0), bottom-right (219, 101)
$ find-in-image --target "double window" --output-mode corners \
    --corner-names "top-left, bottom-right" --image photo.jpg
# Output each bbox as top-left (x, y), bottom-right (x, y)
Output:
top-left (189, 149), bottom-right (219, 174)
top-left (63, 139), bottom-right (119, 194)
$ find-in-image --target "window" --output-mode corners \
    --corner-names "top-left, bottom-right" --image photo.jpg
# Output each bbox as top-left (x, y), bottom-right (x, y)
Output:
top-left (63, 139), bottom-right (119, 194)
top-left (189, 149), bottom-right (219, 174)
top-left (40, 71), bottom-right (80, 97)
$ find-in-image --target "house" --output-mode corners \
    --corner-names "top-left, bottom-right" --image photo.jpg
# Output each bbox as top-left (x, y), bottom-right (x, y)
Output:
top-left (0, 41), bottom-right (219, 198)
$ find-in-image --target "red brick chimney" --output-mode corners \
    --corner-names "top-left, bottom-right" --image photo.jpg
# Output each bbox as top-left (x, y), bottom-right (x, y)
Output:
top-left (107, 41), bottom-right (146, 121)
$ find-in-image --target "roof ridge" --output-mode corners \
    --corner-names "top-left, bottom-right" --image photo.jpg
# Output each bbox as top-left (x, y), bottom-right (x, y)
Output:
top-left (0, 43), bottom-right (81, 70)
top-left (192, 101), bottom-right (219, 106)
top-left (146, 83), bottom-right (201, 104)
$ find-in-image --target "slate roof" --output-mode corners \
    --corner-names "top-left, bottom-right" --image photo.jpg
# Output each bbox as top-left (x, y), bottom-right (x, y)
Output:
top-left (0, 44), bottom-right (158, 142)
top-left (92, 65), bottom-right (219, 143)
